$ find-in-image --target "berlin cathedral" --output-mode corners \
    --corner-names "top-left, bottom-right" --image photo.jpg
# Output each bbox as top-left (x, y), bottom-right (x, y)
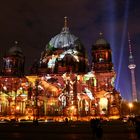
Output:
top-left (0, 18), bottom-right (121, 121)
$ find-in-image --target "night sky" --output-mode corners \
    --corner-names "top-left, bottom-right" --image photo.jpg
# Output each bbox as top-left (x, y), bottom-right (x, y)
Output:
top-left (0, 0), bottom-right (139, 101)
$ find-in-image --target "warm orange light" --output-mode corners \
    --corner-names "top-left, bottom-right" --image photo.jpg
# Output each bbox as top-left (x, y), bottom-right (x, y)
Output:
top-left (128, 102), bottom-right (133, 108)
top-left (16, 106), bottom-right (20, 110)
top-left (71, 105), bottom-right (75, 110)
top-left (3, 86), bottom-right (7, 91)
top-left (99, 98), bottom-right (108, 106)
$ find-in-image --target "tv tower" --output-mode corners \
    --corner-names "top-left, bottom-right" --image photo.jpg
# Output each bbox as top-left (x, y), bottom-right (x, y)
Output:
top-left (128, 33), bottom-right (137, 101)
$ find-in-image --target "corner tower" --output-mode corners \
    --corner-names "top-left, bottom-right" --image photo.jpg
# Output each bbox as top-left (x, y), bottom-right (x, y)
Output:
top-left (92, 33), bottom-right (113, 72)
top-left (91, 33), bottom-right (121, 116)
top-left (92, 33), bottom-right (115, 92)
top-left (1, 41), bottom-right (25, 77)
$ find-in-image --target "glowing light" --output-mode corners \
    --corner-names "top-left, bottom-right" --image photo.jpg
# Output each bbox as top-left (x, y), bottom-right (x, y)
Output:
top-left (128, 102), bottom-right (133, 116)
top-left (77, 75), bottom-right (80, 80)
top-left (99, 98), bottom-right (108, 106)
top-left (128, 102), bottom-right (133, 108)
top-left (16, 106), bottom-right (20, 110)
top-left (71, 105), bottom-right (75, 110)
top-left (99, 98), bottom-right (108, 114)
top-left (3, 86), bottom-right (7, 91)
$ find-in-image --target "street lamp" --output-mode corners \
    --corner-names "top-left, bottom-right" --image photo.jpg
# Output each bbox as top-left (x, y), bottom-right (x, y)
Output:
top-left (128, 102), bottom-right (133, 116)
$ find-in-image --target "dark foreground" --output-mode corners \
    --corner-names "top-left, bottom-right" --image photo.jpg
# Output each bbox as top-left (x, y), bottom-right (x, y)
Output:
top-left (0, 120), bottom-right (138, 140)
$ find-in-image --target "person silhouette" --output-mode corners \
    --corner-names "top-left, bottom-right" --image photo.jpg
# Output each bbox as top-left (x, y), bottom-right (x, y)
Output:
top-left (65, 117), bottom-right (69, 125)
top-left (135, 117), bottom-right (140, 139)
top-left (90, 118), bottom-right (103, 140)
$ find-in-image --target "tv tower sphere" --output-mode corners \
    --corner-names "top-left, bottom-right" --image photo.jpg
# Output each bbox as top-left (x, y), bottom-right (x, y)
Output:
top-left (128, 33), bottom-right (137, 102)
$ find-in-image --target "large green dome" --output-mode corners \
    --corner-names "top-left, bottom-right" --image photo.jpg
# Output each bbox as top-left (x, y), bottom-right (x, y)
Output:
top-left (47, 27), bottom-right (78, 49)
top-left (38, 18), bottom-right (89, 74)
top-left (45, 20), bottom-right (85, 56)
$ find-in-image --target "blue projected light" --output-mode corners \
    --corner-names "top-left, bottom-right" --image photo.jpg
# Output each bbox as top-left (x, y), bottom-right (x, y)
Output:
top-left (115, 0), bottom-right (130, 94)
top-left (108, 0), bottom-right (115, 53)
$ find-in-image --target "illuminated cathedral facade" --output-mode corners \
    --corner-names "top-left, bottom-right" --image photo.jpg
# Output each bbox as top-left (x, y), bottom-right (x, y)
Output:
top-left (0, 18), bottom-right (121, 120)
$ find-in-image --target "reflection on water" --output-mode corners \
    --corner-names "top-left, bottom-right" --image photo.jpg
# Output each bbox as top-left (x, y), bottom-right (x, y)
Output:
top-left (0, 133), bottom-right (92, 140)
top-left (129, 132), bottom-right (137, 140)
top-left (0, 132), bottom-right (138, 140)
top-left (12, 132), bottom-right (22, 138)
top-left (0, 122), bottom-right (138, 140)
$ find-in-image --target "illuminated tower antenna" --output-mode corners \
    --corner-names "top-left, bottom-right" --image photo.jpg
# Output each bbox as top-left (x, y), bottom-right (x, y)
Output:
top-left (128, 33), bottom-right (137, 101)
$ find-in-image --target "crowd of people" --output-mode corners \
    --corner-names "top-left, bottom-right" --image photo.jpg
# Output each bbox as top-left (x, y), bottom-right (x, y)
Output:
top-left (90, 116), bottom-right (140, 140)
top-left (128, 116), bottom-right (140, 139)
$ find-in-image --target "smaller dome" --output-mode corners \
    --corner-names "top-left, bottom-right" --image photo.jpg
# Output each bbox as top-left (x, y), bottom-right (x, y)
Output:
top-left (95, 38), bottom-right (109, 45)
top-left (95, 32), bottom-right (109, 45)
top-left (8, 41), bottom-right (23, 57)
top-left (92, 33), bottom-right (110, 50)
